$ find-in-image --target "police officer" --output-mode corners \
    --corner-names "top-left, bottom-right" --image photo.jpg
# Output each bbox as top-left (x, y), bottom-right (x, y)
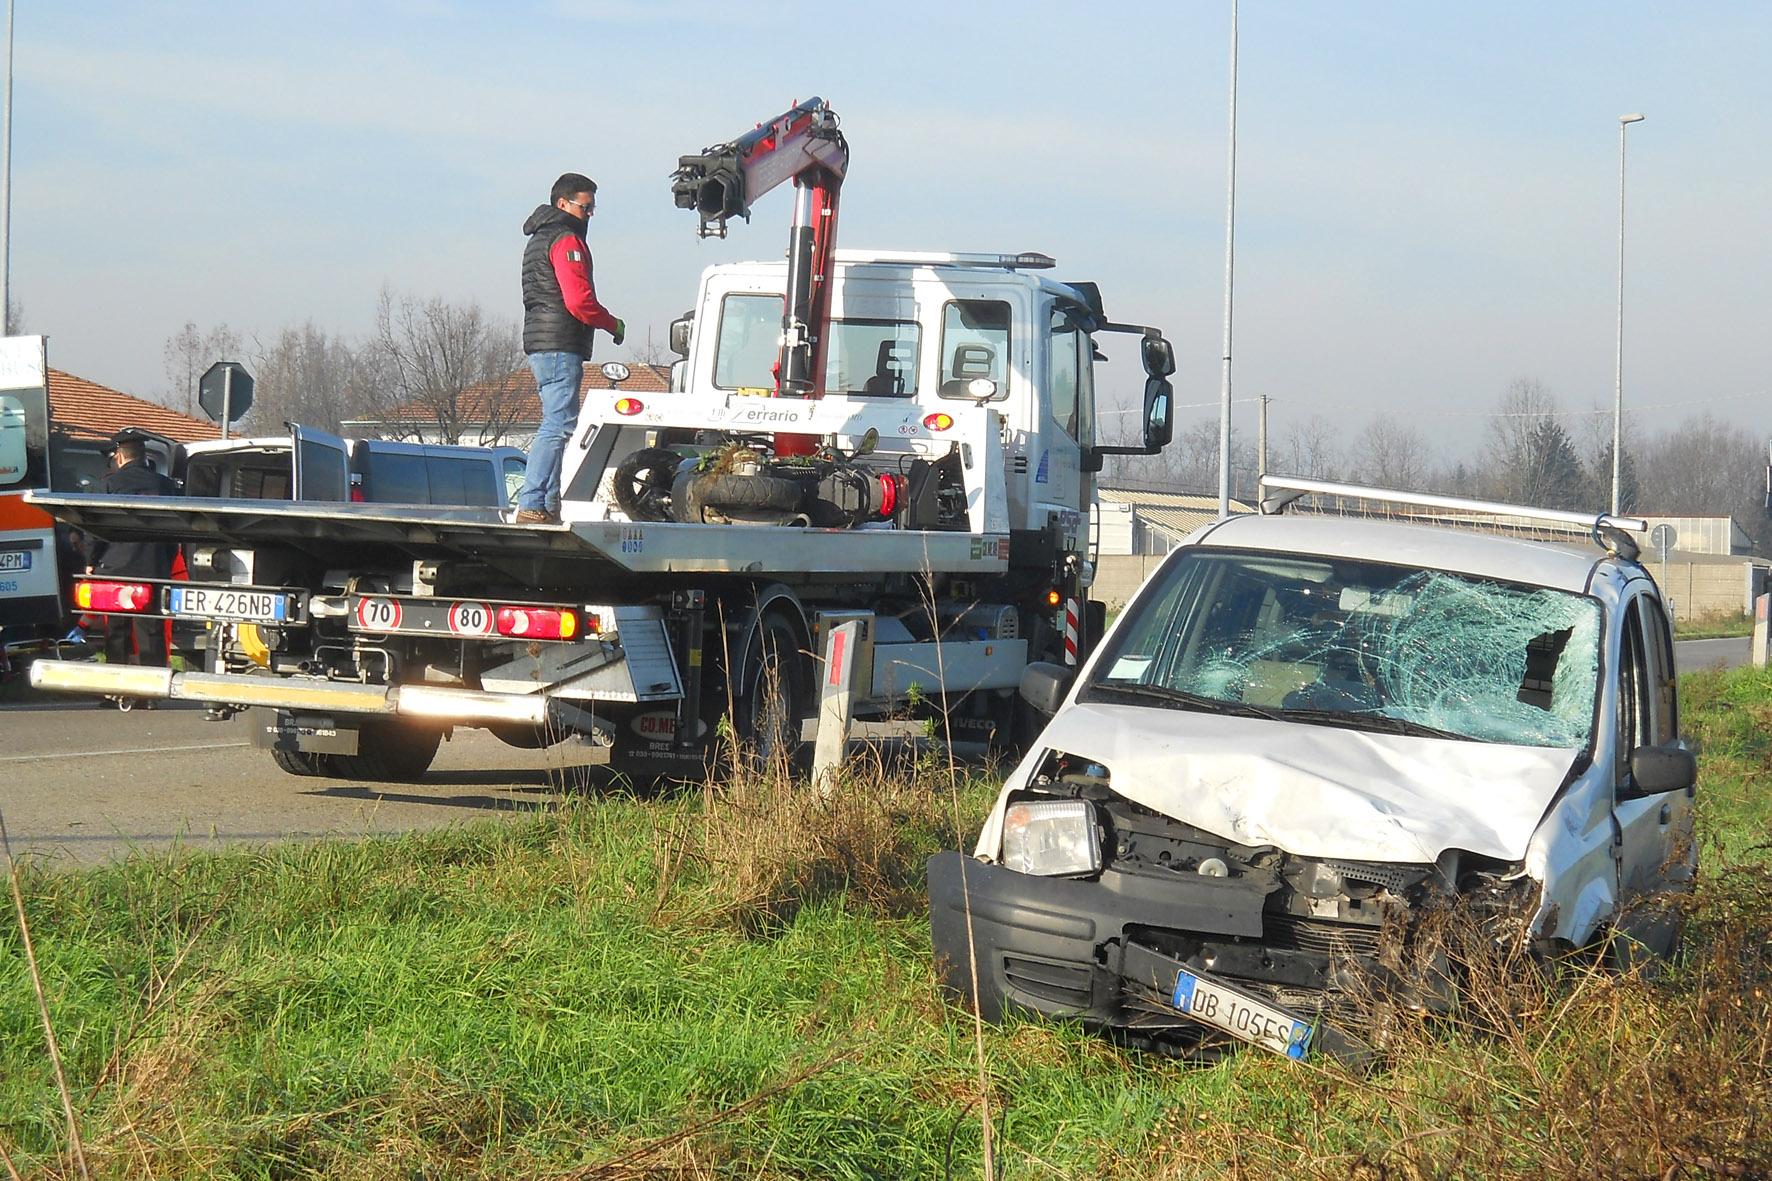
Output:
top-left (86, 430), bottom-right (177, 681)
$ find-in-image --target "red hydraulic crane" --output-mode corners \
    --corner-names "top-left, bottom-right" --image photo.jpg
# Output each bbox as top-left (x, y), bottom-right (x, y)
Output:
top-left (672, 98), bottom-right (849, 456)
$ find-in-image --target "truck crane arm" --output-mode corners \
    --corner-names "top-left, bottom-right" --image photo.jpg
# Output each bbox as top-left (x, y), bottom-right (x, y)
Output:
top-left (672, 100), bottom-right (848, 448)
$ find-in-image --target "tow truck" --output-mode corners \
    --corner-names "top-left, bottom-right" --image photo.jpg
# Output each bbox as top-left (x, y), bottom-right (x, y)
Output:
top-left (28, 99), bottom-right (1178, 781)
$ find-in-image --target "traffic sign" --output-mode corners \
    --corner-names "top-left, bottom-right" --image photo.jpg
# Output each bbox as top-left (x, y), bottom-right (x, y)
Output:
top-left (1650, 523), bottom-right (1677, 559)
top-left (198, 361), bottom-right (254, 432)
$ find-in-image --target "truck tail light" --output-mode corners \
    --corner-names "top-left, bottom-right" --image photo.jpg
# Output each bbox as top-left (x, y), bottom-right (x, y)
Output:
top-left (75, 580), bottom-right (155, 613)
top-left (614, 397), bottom-right (645, 416)
top-left (496, 605), bottom-right (579, 640)
top-left (922, 412), bottom-right (954, 431)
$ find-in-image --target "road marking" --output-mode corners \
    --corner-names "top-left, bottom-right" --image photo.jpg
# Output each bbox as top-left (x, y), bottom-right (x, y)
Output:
top-left (0, 741), bottom-right (250, 764)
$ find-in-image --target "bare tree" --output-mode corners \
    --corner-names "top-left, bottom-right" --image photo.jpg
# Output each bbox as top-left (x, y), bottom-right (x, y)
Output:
top-left (1275, 414), bottom-right (1342, 480)
top-left (624, 328), bottom-right (675, 369)
top-left (1349, 417), bottom-right (1432, 490)
top-left (362, 289), bottom-right (524, 444)
top-left (1635, 413), bottom-right (1770, 552)
top-left (162, 321), bottom-right (242, 417)
top-left (245, 322), bottom-right (373, 435)
top-left (1480, 378), bottom-right (1586, 509)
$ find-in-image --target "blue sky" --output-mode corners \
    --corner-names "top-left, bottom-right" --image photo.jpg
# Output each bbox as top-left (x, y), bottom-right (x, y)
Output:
top-left (8, 1), bottom-right (1769, 454)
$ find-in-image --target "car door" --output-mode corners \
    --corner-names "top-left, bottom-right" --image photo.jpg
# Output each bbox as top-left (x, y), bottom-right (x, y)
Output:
top-left (291, 426), bottom-right (349, 502)
top-left (1610, 592), bottom-right (1693, 959)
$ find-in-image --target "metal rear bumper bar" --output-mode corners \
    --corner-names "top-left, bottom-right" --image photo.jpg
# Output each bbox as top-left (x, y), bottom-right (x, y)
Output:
top-left (28, 661), bottom-right (548, 726)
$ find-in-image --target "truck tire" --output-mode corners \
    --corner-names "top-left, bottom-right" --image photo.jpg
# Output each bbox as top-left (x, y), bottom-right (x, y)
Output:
top-left (270, 748), bottom-right (332, 777)
top-left (331, 719), bottom-right (443, 782)
top-left (612, 447), bottom-right (681, 522)
top-left (732, 612), bottom-right (811, 776)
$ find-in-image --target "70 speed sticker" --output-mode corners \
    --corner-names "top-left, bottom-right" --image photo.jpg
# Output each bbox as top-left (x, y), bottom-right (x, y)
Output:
top-left (447, 601), bottom-right (495, 637)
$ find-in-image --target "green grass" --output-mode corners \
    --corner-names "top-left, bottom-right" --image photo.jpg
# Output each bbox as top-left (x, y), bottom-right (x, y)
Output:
top-left (1674, 613), bottom-right (1755, 640)
top-left (3, 674), bottom-right (1771, 1180)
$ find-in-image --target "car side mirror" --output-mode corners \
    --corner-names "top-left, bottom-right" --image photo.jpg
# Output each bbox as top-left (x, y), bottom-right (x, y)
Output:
top-left (1020, 661), bottom-right (1075, 715)
top-left (1630, 744), bottom-right (1696, 795)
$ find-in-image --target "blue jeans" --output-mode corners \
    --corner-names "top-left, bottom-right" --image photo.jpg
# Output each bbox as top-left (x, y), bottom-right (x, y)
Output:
top-left (518, 351), bottom-right (585, 512)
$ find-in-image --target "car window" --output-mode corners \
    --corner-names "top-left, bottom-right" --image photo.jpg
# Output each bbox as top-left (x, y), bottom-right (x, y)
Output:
top-left (425, 455), bottom-right (498, 506)
top-left (363, 450), bottom-right (429, 503)
top-left (502, 456), bottom-right (525, 507)
top-left (1089, 549), bottom-right (1603, 748)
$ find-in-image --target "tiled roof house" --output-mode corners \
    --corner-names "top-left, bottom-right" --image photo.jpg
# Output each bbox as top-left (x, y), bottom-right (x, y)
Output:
top-left (48, 369), bottom-right (220, 444)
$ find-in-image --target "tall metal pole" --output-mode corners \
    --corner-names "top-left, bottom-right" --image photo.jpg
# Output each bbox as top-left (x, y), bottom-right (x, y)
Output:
top-left (1217, 0), bottom-right (1239, 516)
top-left (1256, 392), bottom-right (1268, 484)
top-left (1, 0), bottom-right (14, 336)
top-left (1611, 112), bottom-right (1644, 515)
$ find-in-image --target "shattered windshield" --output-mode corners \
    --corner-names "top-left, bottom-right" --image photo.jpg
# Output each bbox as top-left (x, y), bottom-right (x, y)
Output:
top-left (1087, 549), bottom-right (1601, 749)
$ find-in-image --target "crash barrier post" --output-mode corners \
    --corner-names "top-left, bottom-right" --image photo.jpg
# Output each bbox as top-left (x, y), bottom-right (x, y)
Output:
top-left (1753, 593), bottom-right (1770, 669)
top-left (812, 620), bottom-right (862, 797)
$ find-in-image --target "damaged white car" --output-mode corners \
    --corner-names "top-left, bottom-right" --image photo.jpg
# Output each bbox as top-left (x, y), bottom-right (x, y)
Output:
top-left (928, 481), bottom-right (1696, 1061)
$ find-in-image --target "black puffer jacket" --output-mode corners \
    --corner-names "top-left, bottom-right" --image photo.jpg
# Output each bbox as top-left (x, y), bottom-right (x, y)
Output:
top-left (87, 459), bottom-right (177, 576)
top-left (521, 204), bottom-right (594, 356)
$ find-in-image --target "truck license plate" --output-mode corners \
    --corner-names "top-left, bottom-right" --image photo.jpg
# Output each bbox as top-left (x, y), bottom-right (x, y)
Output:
top-left (1171, 968), bottom-right (1314, 1059)
top-left (0, 550), bottom-right (30, 571)
top-left (169, 586), bottom-right (288, 623)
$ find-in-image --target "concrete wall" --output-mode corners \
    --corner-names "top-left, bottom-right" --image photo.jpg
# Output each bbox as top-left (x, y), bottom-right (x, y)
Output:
top-left (1093, 554), bottom-right (1169, 608)
top-left (1652, 558), bottom-right (1770, 622)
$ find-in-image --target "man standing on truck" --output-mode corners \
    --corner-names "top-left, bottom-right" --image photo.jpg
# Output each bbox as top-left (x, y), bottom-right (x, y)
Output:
top-left (515, 172), bottom-right (625, 525)
top-left (86, 430), bottom-right (176, 688)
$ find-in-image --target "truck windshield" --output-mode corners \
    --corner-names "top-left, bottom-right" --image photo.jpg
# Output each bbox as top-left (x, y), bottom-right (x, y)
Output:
top-left (1086, 549), bottom-right (1602, 749)
top-left (713, 293), bottom-right (920, 397)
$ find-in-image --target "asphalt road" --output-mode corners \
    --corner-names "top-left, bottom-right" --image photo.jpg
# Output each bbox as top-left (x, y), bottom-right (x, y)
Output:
top-left (1676, 635), bottom-right (1753, 672)
top-left (1, 636), bottom-right (1753, 868)
top-left (0, 700), bottom-right (608, 867)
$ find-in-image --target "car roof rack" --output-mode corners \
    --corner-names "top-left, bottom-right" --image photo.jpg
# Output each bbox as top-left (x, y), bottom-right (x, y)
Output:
top-left (1256, 475), bottom-right (1648, 561)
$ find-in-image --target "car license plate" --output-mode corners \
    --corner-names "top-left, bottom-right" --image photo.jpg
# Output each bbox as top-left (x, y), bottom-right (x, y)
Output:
top-left (169, 586), bottom-right (288, 623)
top-left (0, 550), bottom-right (29, 571)
top-left (1171, 968), bottom-right (1314, 1059)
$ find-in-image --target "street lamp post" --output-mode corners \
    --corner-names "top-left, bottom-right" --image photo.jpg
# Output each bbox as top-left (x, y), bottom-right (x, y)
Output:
top-left (1611, 112), bottom-right (1645, 516)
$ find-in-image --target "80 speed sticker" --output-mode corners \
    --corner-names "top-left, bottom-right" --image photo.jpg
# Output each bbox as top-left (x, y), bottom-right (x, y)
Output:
top-left (447, 601), bottom-right (495, 636)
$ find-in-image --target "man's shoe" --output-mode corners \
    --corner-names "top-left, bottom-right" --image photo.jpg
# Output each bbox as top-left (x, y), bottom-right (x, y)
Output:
top-left (514, 508), bottom-right (559, 525)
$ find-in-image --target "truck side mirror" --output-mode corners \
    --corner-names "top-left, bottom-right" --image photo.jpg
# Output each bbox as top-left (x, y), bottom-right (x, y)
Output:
top-left (669, 313), bottom-right (694, 357)
top-left (1020, 661), bottom-right (1075, 715)
top-left (1629, 744), bottom-right (1697, 795)
top-left (1142, 377), bottom-right (1174, 450)
top-left (1142, 335), bottom-right (1176, 378)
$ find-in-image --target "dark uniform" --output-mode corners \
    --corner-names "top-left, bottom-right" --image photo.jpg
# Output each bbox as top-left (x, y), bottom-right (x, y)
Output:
top-left (87, 449), bottom-right (178, 668)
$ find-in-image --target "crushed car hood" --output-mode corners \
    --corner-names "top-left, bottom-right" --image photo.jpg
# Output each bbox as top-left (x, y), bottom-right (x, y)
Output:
top-left (980, 703), bottom-right (1583, 865)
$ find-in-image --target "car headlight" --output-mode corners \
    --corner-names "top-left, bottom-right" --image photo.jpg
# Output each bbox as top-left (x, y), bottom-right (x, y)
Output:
top-left (1002, 798), bottom-right (1102, 877)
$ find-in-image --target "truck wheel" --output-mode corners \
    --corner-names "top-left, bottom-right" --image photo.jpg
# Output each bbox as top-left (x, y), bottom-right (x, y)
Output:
top-left (270, 748), bottom-right (332, 777)
top-left (332, 719), bottom-right (443, 782)
top-left (733, 613), bottom-right (811, 776)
